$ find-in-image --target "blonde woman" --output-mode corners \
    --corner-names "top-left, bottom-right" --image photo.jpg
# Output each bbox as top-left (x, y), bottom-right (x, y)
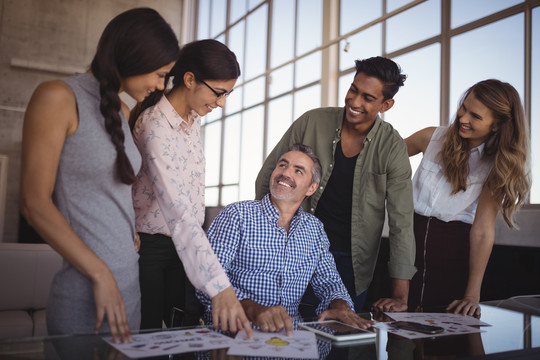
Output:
top-left (406, 79), bottom-right (530, 316)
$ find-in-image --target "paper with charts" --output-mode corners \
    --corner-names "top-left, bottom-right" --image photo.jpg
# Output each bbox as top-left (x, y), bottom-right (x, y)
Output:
top-left (227, 329), bottom-right (319, 359)
top-left (372, 312), bottom-right (490, 339)
top-left (103, 328), bottom-right (234, 358)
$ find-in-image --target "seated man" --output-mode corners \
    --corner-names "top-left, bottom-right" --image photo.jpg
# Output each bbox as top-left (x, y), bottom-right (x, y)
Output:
top-left (197, 144), bottom-right (375, 335)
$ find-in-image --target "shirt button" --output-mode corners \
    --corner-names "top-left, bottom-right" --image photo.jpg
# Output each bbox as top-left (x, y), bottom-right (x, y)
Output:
top-left (310, 208), bottom-right (315, 212)
top-left (329, 164), bottom-right (333, 168)
top-left (332, 140), bottom-right (336, 144)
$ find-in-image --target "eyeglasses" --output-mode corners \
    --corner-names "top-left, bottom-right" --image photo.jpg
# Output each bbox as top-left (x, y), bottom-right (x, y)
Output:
top-left (198, 78), bottom-right (234, 99)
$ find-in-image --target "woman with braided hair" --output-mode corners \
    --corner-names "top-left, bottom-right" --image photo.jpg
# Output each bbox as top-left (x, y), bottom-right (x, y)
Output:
top-left (406, 79), bottom-right (530, 316)
top-left (20, 8), bottom-right (179, 342)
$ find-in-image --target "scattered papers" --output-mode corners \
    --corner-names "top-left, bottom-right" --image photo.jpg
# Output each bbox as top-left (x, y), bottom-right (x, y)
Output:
top-left (104, 328), bottom-right (319, 359)
top-left (372, 312), bottom-right (490, 339)
top-left (386, 312), bottom-right (491, 326)
top-left (103, 328), bottom-right (233, 359)
top-left (227, 329), bottom-right (319, 359)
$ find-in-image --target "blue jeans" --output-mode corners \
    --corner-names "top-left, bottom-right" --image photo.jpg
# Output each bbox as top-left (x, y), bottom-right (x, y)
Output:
top-left (332, 251), bottom-right (367, 311)
top-left (299, 251), bottom-right (367, 318)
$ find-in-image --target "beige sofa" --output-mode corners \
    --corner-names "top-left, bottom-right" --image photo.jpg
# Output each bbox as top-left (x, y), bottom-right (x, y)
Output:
top-left (0, 243), bottom-right (62, 339)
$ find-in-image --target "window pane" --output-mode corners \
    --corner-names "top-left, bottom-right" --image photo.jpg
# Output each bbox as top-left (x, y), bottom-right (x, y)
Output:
top-left (197, 0), bottom-right (210, 39)
top-left (221, 185), bottom-right (239, 206)
top-left (244, 5), bottom-right (268, 80)
top-left (271, 0), bottom-right (295, 67)
top-left (385, 44), bottom-right (441, 174)
top-left (387, 0), bottom-right (415, 12)
top-left (204, 121), bottom-right (222, 186)
top-left (223, 115), bottom-right (242, 184)
top-left (451, 0), bottom-right (523, 29)
top-left (248, 0), bottom-right (263, 10)
top-left (338, 73), bottom-right (354, 106)
top-left (228, 21), bottom-right (245, 83)
top-left (230, 0), bottom-right (247, 24)
top-left (387, 0), bottom-right (440, 53)
top-left (340, 0), bottom-right (382, 35)
top-left (340, 24), bottom-right (382, 71)
top-left (295, 52), bottom-right (321, 88)
top-left (297, 0), bottom-right (322, 55)
top-left (240, 106), bottom-right (264, 200)
top-left (450, 15), bottom-right (524, 120)
top-left (243, 77), bottom-right (266, 108)
top-left (267, 95), bottom-right (293, 155)
top-left (531, 7), bottom-right (540, 203)
top-left (226, 85), bottom-right (243, 115)
top-left (206, 187), bottom-right (219, 207)
top-left (205, 104), bottom-right (223, 123)
top-left (269, 64), bottom-right (293, 97)
top-left (211, 0), bottom-right (227, 37)
top-left (533, 315), bottom-right (540, 347)
top-left (294, 85), bottom-right (321, 119)
top-left (216, 34), bottom-right (225, 44)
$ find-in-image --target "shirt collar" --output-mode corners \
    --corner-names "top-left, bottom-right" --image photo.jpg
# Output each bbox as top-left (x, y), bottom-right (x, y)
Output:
top-left (158, 95), bottom-right (199, 130)
top-left (261, 194), bottom-right (304, 223)
top-left (473, 141), bottom-right (486, 154)
top-left (365, 116), bottom-right (382, 142)
top-left (337, 108), bottom-right (382, 142)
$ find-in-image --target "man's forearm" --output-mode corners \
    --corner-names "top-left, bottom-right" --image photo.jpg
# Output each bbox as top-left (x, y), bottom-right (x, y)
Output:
top-left (240, 298), bottom-right (261, 322)
top-left (391, 278), bottom-right (409, 304)
top-left (329, 298), bottom-right (352, 311)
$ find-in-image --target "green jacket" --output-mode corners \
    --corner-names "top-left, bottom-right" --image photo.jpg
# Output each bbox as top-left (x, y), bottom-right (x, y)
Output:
top-left (255, 107), bottom-right (416, 294)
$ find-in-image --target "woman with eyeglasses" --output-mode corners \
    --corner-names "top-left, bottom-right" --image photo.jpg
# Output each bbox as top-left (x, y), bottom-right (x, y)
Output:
top-left (129, 39), bottom-right (251, 336)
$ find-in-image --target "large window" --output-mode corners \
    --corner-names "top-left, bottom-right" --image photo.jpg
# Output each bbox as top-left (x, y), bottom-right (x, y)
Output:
top-left (532, 6), bottom-right (540, 203)
top-left (198, 0), bottom-right (323, 203)
top-left (196, 0), bottom-right (539, 207)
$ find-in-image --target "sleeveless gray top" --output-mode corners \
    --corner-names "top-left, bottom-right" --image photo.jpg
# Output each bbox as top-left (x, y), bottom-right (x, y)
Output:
top-left (47, 73), bottom-right (142, 335)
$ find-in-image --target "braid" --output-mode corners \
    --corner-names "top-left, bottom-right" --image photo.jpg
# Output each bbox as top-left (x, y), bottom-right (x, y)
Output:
top-left (89, 7), bottom-right (180, 184)
top-left (94, 66), bottom-right (136, 184)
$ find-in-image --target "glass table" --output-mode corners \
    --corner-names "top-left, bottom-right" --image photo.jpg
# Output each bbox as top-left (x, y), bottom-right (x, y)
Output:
top-left (1, 298), bottom-right (539, 359)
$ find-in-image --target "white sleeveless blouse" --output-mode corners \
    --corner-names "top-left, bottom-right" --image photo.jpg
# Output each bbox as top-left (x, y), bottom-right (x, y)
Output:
top-left (412, 127), bottom-right (493, 224)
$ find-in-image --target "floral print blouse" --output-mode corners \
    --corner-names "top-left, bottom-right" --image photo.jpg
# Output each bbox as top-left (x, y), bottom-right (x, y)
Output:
top-left (132, 95), bottom-right (230, 298)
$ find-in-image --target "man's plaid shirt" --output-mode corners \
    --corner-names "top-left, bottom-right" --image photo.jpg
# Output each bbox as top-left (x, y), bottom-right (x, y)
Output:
top-left (197, 194), bottom-right (353, 318)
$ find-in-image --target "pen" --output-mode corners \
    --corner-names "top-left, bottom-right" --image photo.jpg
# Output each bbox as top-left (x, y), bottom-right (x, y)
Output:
top-left (163, 344), bottom-right (180, 351)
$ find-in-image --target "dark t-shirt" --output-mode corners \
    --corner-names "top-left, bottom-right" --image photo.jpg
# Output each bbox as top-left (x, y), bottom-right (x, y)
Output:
top-left (314, 141), bottom-right (358, 252)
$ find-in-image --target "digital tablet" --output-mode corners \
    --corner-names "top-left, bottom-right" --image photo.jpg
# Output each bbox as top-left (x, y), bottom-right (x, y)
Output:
top-left (298, 320), bottom-right (376, 342)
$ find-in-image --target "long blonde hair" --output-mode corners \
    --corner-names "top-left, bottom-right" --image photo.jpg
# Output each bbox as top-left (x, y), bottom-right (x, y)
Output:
top-left (440, 79), bottom-right (530, 228)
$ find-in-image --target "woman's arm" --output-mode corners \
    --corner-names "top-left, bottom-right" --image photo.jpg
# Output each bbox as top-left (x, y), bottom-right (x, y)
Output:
top-left (404, 127), bottom-right (436, 156)
top-left (133, 113), bottom-right (252, 336)
top-left (447, 185), bottom-right (498, 316)
top-left (20, 81), bottom-right (132, 343)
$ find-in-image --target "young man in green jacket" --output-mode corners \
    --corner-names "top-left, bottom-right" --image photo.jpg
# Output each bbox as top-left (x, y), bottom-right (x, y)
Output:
top-left (255, 56), bottom-right (416, 313)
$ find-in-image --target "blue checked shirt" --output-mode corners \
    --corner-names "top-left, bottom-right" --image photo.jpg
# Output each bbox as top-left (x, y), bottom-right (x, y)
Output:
top-left (197, 194), bottom-right (353, 319)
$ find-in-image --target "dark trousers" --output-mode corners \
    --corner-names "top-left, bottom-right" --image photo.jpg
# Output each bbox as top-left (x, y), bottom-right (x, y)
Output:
top-left (138, 232), bottom-right (189, 329)
top-left (300, 251), bottom-right (367, 318)
top-left (408, 213), bottom-right (472, 311)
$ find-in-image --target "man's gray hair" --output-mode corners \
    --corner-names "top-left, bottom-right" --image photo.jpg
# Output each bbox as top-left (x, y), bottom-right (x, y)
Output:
top-left (288, 143), bottom-right (322, 184)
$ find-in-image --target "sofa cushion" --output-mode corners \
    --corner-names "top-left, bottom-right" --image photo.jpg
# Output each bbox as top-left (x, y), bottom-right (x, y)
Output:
top-left (0, 310), bottom-right (33, 339)
top-left (32, 309), bottom-right (48, 337)
top-left (0, 243), bottom-right (62, 311)
top-left (0, 243), bottom-right (62, 339)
